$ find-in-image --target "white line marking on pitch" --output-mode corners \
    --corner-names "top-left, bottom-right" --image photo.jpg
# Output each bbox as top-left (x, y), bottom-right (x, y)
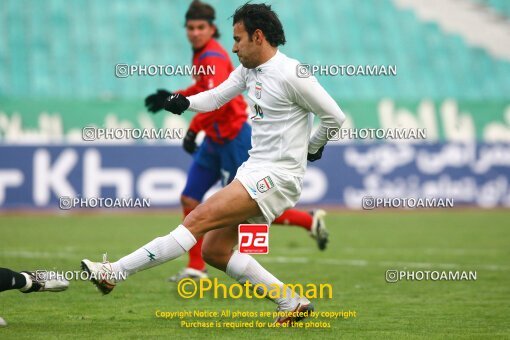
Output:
top-left (2, 250), bottom-right (508, 272)
top-left (341, 247), bottom-right (504, 255)
top-left (259, 257), bottom-right (509, 271)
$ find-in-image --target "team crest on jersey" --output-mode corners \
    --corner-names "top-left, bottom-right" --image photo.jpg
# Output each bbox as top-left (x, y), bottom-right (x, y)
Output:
top-left (255, 81), bottom-right (262, 99)
top-left (257, 176), bottom-right (275, 193)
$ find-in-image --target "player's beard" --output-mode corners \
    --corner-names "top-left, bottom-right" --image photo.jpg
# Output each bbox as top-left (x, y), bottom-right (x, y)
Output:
top-left (238, 55), bottom-right (255, 69)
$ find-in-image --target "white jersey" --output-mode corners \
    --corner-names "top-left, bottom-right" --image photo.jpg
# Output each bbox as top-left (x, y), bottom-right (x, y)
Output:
top-left (188, 50), bottom-right (345, 178)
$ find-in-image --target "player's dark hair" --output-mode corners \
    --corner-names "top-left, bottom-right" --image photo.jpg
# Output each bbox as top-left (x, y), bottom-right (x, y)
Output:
top-left (185, 0), bottom-right (220, 39)
top-left (232, 2), bottom-right (286, 47)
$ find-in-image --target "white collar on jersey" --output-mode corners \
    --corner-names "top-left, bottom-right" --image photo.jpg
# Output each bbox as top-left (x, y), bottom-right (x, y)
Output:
top-left (254, 49), bottom-right (282, 72)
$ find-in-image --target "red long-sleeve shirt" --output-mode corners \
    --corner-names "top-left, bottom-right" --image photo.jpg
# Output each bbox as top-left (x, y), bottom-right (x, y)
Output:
top-left (176, 39), bottom-right (247, 143)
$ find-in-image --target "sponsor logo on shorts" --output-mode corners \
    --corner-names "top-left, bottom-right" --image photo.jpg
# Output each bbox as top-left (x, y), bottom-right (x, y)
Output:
top-left (256, 176), bottom-right (274, 193)
top-left (238, 224), bottom-right (269, 254)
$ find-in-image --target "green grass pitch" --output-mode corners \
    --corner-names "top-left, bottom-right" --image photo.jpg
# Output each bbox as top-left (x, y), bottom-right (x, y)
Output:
top-left (0, 210), bottom-right (509, 339)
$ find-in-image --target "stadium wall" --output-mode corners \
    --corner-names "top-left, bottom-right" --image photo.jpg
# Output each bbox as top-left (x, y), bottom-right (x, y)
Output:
top-left (0, 143), bottom-right (508, 209)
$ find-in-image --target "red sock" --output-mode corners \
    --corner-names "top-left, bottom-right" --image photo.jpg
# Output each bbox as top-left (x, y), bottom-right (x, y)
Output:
top-left (273, 209), bottom-right (312, 231)
top-left (187, 237), bottom-right (205, 270)
top-left (183, 207), bottom-right (206, 271)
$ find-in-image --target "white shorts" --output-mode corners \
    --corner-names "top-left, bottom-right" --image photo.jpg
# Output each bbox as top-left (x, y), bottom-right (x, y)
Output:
top-left (235, 163), bottom-right (303, 225)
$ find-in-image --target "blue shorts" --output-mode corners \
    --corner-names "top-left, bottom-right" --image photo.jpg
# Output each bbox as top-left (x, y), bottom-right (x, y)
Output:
top-left (182, 123), bottom-right (252, 201)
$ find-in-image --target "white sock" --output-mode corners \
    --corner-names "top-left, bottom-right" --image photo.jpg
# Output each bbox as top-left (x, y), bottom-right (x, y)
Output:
top-left (226, 251), bottom-right (303, 310)
top-left (111, 225), bottom-right (196, 280)
top-left (19, 272), bottom-right (32, 292)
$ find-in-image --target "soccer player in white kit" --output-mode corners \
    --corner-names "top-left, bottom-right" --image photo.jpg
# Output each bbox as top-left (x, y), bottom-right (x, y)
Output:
top-left (82, 3), bottom-right (345, 324)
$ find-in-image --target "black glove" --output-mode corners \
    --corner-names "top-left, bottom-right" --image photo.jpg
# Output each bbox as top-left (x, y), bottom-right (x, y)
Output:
top-left (183, 129), bottom-right (198, 154)
top-left (144, 89), bottom-right (172, 113)
top-left (307, 145), bottom-right (324, 162)
top-left (164, 93), bottom-right (190, 115)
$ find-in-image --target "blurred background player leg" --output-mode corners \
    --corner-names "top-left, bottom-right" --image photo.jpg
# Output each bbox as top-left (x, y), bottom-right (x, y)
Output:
top-left (273, 209), bottom-right (329, 250)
